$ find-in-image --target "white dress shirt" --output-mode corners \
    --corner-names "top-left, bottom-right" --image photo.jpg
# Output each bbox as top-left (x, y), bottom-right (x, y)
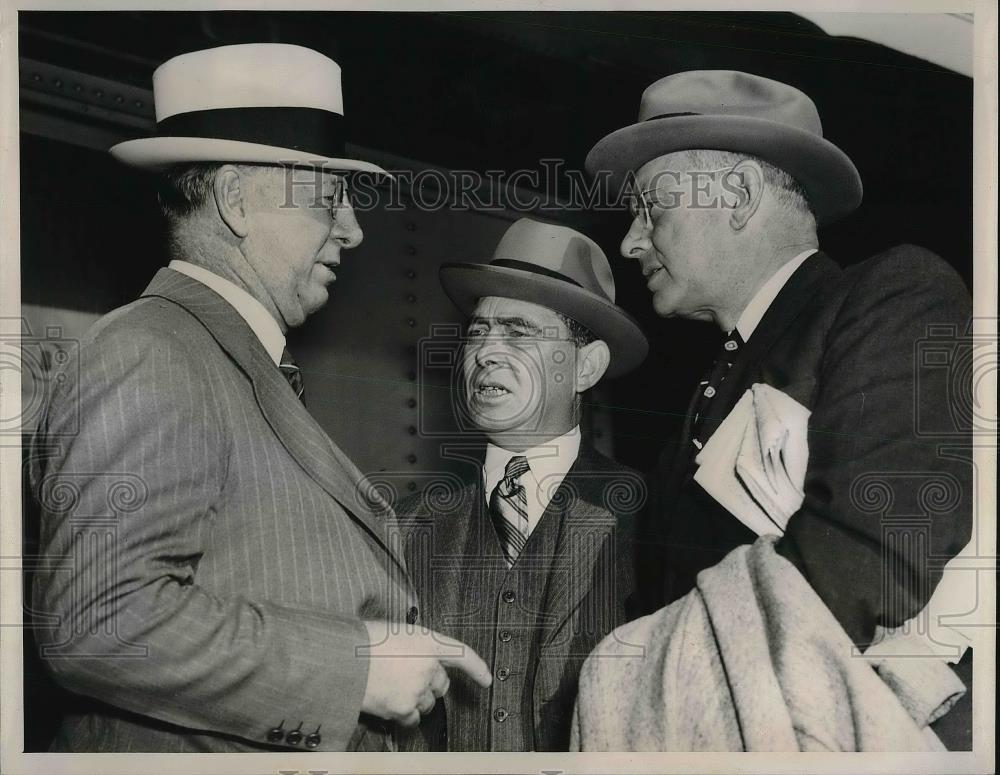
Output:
top-left (168, 260), bottom-right (285, 365)
top-left (735, 249), bottom-right (817, 341)
top-left (483, 426), bottom-right (582, 537)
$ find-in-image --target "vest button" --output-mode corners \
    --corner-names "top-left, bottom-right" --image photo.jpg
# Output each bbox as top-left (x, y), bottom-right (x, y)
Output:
top-left (493, 707), bottom-right (509, 723)
top-left (724, 339), bottom-right (739, 351)
top-left (406, 606), bottom-right (419, 624)
top-left (703, 386), bottom-right (717, 398)
top-left (501, 589), bottom-right (515, 603)
top-left (497, 667), bottom-right (510, 681)
top-left (498, 629), bottom-right (512, 643)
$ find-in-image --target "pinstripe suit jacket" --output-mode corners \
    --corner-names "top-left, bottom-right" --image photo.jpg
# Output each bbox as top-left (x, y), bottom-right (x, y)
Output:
top-left (396, 446), bottom-right (643, 750)
top-left (29, 268), bottom-right (416, 752)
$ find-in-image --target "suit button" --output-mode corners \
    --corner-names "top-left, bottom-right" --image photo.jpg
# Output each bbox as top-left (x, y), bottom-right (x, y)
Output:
top-left (493, 707), bottom-right (509, 722)
top-left (497, 667), bottom-right (510, 681)
top-left (501, 589), bottom-right (515, 603)
top-left (266, 725), bottom-right (285, 744)
top-left (305, 732), bottom-right (321, 749)
top-left (286, 729), bottom-right (303, 746)
top-left (498, 629), bottom-right (512, 643)
top-left (406, 606), bottom-right (419, 624)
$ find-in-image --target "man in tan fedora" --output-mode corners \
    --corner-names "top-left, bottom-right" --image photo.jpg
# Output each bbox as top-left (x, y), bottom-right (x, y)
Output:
top-left (578, 70), bottom-right (973, 749)
top-left (29, 43), bottom-right (490, 753)
top-left (396, 217), bottom-right (649, 751)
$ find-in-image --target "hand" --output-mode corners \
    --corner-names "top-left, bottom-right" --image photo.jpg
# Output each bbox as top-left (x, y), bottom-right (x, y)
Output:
top-left (359, 621), bottom-right (492, 728)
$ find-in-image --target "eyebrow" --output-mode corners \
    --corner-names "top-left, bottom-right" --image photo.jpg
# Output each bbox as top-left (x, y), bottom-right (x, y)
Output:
top-left (468, 316), bottom-right (544, 334)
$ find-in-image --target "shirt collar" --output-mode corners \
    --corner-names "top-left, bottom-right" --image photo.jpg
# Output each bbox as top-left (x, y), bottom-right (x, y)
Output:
top-left (483, 426), bottom-right (582, 495)
top-left (735, 248), bottom-right (817, 342)
top-left (168, 260), bottom-right (286, 365)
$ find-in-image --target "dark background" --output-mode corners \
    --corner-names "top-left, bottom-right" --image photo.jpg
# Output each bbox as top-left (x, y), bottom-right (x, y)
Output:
top-left (19, 10), bottom-right (974, 470)
top-left (18, 10), bottom-right (972, 751)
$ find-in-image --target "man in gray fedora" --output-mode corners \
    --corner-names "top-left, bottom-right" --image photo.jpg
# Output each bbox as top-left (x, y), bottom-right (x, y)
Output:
top-left (29, 42), bottom-right (489, 753)
top-left (583, 70), bottom-right (973, 748)
top-left (397, 217), bottom-right (649, 751)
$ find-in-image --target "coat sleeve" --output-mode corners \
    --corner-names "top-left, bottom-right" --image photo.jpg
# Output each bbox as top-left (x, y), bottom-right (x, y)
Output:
top-left (775, 246), bottom-right (973, 647)
top-left (30, 323), bottom-right (370, 751)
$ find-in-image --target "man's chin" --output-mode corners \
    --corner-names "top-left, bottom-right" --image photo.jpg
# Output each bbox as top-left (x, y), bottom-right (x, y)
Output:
top-left (463, 399), bottom-right (535, 434)
top-left (652, 298), bottom-right (679, 319)
top-left (299, 287), bottom-right (331, 318)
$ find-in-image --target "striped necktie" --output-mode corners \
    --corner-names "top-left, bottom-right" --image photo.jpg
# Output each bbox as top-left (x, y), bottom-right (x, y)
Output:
top-left (489, 455), bottom-right (531, 566)
top-left (279, 347), bottom-right (306, 404)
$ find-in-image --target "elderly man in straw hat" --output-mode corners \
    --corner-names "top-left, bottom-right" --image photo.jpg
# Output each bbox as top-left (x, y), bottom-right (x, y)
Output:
top-left (396, 217), bottom-right (649, 751)
top-left (571, 71), bottom-right (973, 750)
top-left (29, 43), bottom-right (490, 753)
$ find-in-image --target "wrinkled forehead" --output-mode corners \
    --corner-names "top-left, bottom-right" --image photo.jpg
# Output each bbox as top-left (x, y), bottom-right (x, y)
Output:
top-left (469, 296), bottom-right (566, 331)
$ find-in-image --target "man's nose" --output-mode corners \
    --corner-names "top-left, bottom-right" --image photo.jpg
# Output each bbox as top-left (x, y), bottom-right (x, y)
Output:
top-left (620, 215), bottom-right (651, 260)
top-left (332, 200), bottom-right (364, 249)
top-left (471, 338), bottom-right (507, 367)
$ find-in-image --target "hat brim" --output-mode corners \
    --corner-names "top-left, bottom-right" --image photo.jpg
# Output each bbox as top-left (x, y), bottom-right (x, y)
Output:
top-left (586, 114), bottom-right (862, 226)
top-left (439, 263), bottom-right (649, 378)
top-left (110, 136), bottom-right (390, 176)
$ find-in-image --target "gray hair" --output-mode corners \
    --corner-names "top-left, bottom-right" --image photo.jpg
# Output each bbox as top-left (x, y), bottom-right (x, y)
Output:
top-left (554, 311), bottom-right (597, 348)
top-left (553, 311), bottom-right (600, 422)
top-left (155, 163), bottom-right (225, 221)
top-left (677, 149), bottom-right (816, 227)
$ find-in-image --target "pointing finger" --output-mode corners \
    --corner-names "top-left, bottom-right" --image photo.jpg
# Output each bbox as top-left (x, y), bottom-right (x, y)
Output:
top-left (430, 632), bottom-right (492, 688)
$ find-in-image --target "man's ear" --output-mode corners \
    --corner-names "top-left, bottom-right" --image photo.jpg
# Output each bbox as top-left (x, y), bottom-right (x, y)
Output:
top-left (726, 159), bottom-right (764, 231)
top-left (575, 339), bottom-right (611, 394)
top-left (213, 165), bottom-right (250, 238)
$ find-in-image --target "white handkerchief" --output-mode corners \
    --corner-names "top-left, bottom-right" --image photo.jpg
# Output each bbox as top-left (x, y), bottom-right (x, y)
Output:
top-left (694, 383), bottom-right (810, 536)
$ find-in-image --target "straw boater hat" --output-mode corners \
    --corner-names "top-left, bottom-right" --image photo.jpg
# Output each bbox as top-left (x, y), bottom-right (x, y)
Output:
top-left (111, 43), bottom-right (387, 175)
top-left (586, 70), bottom-right (862, 225)
top-left (440, 218), bottom-right (649, 378)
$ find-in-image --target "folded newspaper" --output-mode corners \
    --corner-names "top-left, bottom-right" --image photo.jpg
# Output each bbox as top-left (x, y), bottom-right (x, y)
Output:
top-left (694, 383), bottom-right (972, 662)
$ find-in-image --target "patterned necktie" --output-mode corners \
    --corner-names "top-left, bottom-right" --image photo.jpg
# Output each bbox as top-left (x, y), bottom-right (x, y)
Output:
top-left (689, 331), bottom-right (744, 445)
top-left (279, 347), bottom-right (306, 405)
top-left (489, 455), bottom-right (531, 566)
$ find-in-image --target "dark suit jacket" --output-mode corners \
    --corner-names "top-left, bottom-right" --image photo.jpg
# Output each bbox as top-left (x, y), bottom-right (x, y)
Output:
top-left (29, 268), bottom-right (416, 752)
top-left (396, 445), bottom-right (642, 751)
top-left (638, 246), bottom-right (973, 648)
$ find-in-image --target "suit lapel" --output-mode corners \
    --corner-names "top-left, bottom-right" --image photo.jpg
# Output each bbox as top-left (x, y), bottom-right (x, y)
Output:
top-left (426, 480), bottom-right (484, 633)
top-left (432, 476), bottom-right (496, 750)
top-left (140, 268), bottom-right (406, 572)
top-left (690, 253), bottom-right (841, 446)
top-left (536, 448), bottom-right (619, 649)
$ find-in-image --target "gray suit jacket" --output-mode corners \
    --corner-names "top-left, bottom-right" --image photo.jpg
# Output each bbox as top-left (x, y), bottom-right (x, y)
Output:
top-left (29, 268), bottom-right (416, 752)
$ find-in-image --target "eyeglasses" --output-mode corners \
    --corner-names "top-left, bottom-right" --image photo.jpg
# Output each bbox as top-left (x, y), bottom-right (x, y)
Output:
top-left (626, 186), bottom-right (659, 229)
top-left (291, 171), bottom-right (351, 215)
top-left (321, 175), bottom-right (351, 212)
